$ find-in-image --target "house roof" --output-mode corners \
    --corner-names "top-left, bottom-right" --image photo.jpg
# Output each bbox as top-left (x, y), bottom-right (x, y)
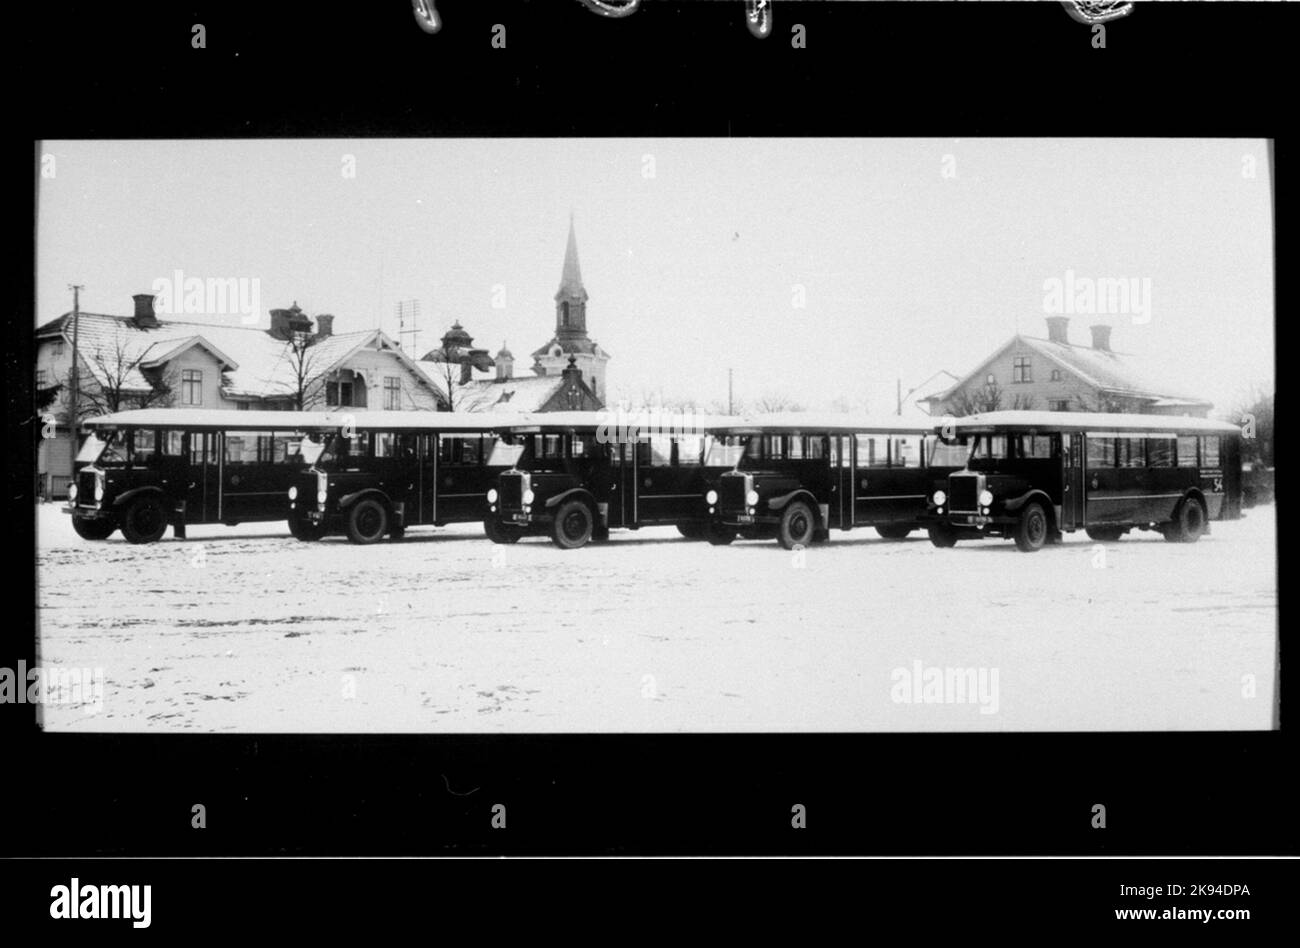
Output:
top-left (418, 370), bottom-right (577, 413)
top-left (530, 335), bottom-right (609, 359)
top-left (38, 310), bottom-right (438, 403)
top-left (922, 333), bottom-right (1212, 409)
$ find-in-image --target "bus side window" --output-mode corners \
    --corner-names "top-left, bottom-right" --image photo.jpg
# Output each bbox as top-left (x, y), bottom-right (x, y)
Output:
top-left (647, 434), bottom-right (672, 466)
top-left (1147, 438), bottom-right (1175, 468)
top-left (1176, 436), bottom-right (1198, 467)
top-left (1087, 436), bottom-right (1115, 468)
top-left (892, 436), bottom-right (921, 468)
top-left (162, 430), bottom-right (185, 456)
top-left (1119, 435), bottom-right (1146, 468)
top-left (675, 435), bottom-right (704, 467)
top-left (135, 429), bottom-right (158, 464)
top-left (1201, 436), bottom-right (1221, 468)
top-left (855, 435), bottom-right (887, 469)
top-left (806, 436), bottom-right (827, 460)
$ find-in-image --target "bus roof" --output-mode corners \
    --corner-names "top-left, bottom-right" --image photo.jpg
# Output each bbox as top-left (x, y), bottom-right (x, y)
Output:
top-left (947, 410), bottom-right (1241, 436)
top-left (505, 410), bottom-right (739, 434)
top-left (714, 412), bottom-right (938, 436)
top-left (81, 408), bottom-right (528, 432)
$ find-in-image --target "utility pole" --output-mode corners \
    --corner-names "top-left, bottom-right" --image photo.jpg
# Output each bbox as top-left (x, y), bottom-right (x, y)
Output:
top-left (728, 367), bottom-right (734, 415)
top-left (897, 378), bottom-right (902, 416)
top-left (67, 284), bottom-right (84, 441)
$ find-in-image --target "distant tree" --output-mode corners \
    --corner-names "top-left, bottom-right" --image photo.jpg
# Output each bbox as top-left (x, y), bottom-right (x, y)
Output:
top-left (1073, 392), bottom-right (1128, 413)
top-left (1233, 382), bottom-right (1274, 467)
top-left (281, 328), bottom-right (327, 410)
top-left (949, 379), bottom-right (1004, 416)
top-left (1009, 393), bottom-right (1037, 411)
top-left (750, 391), bottom-right (805, 414)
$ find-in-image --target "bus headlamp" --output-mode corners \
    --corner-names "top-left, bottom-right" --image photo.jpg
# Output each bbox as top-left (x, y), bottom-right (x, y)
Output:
top-left (487, 488), bottom-right (498, 503)
top-left (67, 484), bottom-right (77, 501)
top-left (932, 490), bottom-right (946, 506)
top-left (317, 491), bottom-right (328, 504)
top-left (746, 490), bottom-right (759, 506)
top-left (705, 490), bottom-right (718, 505)
top-left (288, 486), bottom-right (298, 500)
top-left (523, 489), bottom-right (536, 504)
top-left (979, 489), bottom-right (993, 507)
top-left (94, 478), bottom-right (105, 500)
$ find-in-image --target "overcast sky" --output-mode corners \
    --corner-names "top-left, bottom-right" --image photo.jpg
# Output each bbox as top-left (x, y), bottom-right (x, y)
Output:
top-left (37, 138), bottom-right (1274, 415)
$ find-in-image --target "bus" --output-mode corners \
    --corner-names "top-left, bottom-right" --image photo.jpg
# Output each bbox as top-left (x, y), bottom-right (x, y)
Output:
top-left (703, 413), bottom-right (969, 549)
top-left (64, 409), bottom-right (330, 544)
top-left (287, 411), bottom-right (525, 544)
top-left (922, 411), bottom-right (1244, 552)
top-left (483, 411), bottom-right (738, 549)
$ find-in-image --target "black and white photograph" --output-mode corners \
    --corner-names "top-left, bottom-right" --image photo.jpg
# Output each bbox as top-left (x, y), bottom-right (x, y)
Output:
top-left (31, 137), bottom-right (1276, 733)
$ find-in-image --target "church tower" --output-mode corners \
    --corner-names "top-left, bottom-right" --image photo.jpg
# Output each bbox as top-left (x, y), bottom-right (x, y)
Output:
top-left (531, 215), bottom-right (610, 402)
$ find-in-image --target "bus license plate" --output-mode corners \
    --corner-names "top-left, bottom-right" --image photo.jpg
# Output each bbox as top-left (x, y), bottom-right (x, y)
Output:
top-left (736, 515), bottom-right (754, 524)
top-left (512, 513), bottom-right (530, 523)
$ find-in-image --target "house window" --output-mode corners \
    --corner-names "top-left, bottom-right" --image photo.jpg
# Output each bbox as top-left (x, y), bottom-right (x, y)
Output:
top-left (36, 369), bottom-right (48, 387)
top-left (383, 377), bottom-right (400, 410)
top-left (1049, 399), bottom-right (1070, 412)
top-left (1050, 369), bottom-right (1062, 382)
top-left (326, 380), bottom-right (354, 407)
top-left (1012, 357), bottom-right (1032, 383)
top-left (181, 369), bottom-right (203, 405)
top-left (236, 402), bottom-right (249, 411)
top-left (985, 374), bottom-right (995, 386)
top-left (53, 340), bottom-right (65, 357)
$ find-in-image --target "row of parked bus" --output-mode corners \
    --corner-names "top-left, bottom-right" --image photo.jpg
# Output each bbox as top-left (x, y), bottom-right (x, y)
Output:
top-left (63, 408), bottom-right (1244, 553)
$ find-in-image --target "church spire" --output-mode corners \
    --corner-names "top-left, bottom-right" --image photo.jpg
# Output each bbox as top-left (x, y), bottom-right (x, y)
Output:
top-left (555, 213), bottom-right (588, 303)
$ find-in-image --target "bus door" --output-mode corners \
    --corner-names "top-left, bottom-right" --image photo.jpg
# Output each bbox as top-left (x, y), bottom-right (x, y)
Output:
top-left (634, 432), bottom-right (692, 525)
top-left (220, 430), bottom-right (299, 523)
top-left (436, 433), bottom-right (491, 523)
top-left (831, 434), bottom-right (854, 529)
top-left (186, 431), bottom-right (221, 522)
top-left (609, 439), bottom-right (638, 527)
top-left (415, 433), bottom-right (436, 525)
top-left (1062, 432), bottom-right (1085, 529)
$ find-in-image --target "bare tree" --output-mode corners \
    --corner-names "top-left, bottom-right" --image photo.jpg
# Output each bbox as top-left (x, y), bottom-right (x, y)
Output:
top-left (1232, 381), bottom-right (1274, 467)
top-left (949, 379), bottom-right (1004, 416)
top-left (1073, 392), bottom-right (1127, 413)
top-left (750, 391), bottom-right (805, 413)
top-left (281, 329), bottom-right (326, 410)
top-left (62, 336), bottom-right (177, 422)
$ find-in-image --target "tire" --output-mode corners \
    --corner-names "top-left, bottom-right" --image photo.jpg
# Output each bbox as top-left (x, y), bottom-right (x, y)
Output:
top-left (345, 498), bottom-right (389, 545)
top-left (119, 496), bottom-right (168, 544)
top-left (777, 501), bottom-right (817, 550)
top-left (927, 525), bottom-right (958, 548)
top-left (677, 522), bottom-right (705, 540)
top-left (876, 524), bottom-right (912, 541)
top-left (1164, 497), bottom-right (1207, 543)
top-left (1014, 502), bottom-right (1049, 553)
top-left (1085, 526), bottom-right (1124, 542)
top-left (484, 517), bottom-right (523, 544)
top-left (288, 514), bottom-right (326, 542)
top-left (591, 525), bottom-right (611, 543)
top-left (71, 516), bottom-right (116, 541)
top-left (551, 499), bottom-right (594, 550)
top-left (704, 520), bottom-right (737, 546)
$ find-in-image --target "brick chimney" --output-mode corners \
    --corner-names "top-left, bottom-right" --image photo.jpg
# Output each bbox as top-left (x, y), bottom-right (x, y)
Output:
top-left (495, 343), bottom-right (514, 381)
top-left (1089, 323), bottom-right (1112, 352)
top-left (132, 293), bottom-right (159, 329)
top-left (459, 361), bottom-right (473, 385)
top-left (315, 314), bottom-right (334, 339)
top-left (269, 302), bottom-right (313, 340)
top-left (1045, 315), bottom-right (1070, 345)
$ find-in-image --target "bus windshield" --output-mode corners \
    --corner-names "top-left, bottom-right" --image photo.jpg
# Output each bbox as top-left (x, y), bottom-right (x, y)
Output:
top-left (76, 432), bottom-right (121, 464)
top-left (928, 436), bottom-right (971, 468)
top-left (315, 434), bottom-right (365, 470)
top-left (487, 439), bottom-right (525, 468)
top-left (967, 434), bottom-right (1010, 470)
top-left (297, 435), bottom-right (326, 466)
top-left (705, 435), bottom-right (746, 468)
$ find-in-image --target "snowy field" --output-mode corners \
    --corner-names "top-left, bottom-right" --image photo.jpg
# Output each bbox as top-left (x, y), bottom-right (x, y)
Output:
top-left (34, 503), bottom-right (1277, 732)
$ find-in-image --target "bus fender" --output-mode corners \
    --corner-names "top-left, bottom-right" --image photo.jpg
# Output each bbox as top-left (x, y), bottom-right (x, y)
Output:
top-left (1178, 488), bottom-right (1210, 530)
top-left (111, 485), bottom-right (169, 509)
top-left (339, 489), bottom-right (390, 511)
top-left (1003, 489), bottom-right (1051, 514)
top-left (768, 490), bottom-right (819, 517)
top-left (545, 487), bottom-right (596, 510)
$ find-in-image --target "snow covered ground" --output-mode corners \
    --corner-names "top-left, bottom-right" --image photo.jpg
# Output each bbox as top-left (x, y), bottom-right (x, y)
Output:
top-left (34, 503), bottom-right (1277, 732)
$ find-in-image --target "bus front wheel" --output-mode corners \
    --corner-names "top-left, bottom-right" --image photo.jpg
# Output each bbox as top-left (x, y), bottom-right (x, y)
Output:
top-left (120, 496), bottom-right (168, 544)
top-left (484, 517), bottom-right (523, 544)
top-left (551, 500), bottom-right (594, 550)
top-left (877, 524), bottom-right (912, 541)
top-left (72, 517), bottom-right (116, 541)
top-left (1085, 526), bottom-right (1124, 542)
top-left (704, 521), bottom-right (737, 545)
top-left (1163, 498), bottom-right (1206, 543)
top-left (1014, 502), bottom-right (1049, 553)
top-left (777, 501), bottom-right (816, 550)
top-left (927, 525), bottom-right (958, 548)
top-left (677, 522), bottom-right (705, 540)
top-left (346, 499), bottom-right (389, 545)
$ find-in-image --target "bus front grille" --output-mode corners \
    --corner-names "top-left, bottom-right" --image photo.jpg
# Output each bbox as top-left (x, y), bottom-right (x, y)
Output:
top-left (500, 473), bottom-right (525, 510)
top-left (949, 474), bottom-right (980, 513)
top-left (720, 475), bottom-right (749, 515)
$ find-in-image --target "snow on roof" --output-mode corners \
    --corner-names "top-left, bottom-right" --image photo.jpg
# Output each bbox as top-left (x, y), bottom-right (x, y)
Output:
top-left (83, 407), bottom-right (529, 432)
top-left (718, 412), bottom-right (942, 435)
top-left (950, 410), bottom-right (1240, 435)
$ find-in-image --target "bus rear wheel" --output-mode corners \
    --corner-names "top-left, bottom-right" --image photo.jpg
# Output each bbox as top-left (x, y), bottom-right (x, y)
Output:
top-left (120, 496), bottom-right (168, 544)
top-left (1163, 498), bottom-right (1206, 543)
top-left (927, 525), bottom-right (958, 548)
top-left (346, 498), bottom-right (389, 545)
top-left (551, 500), bottom-right (593, 549)
top-left (777, 501), bottom-right (816, 550)
top-left (71, 517), bottom-right (116, 541)
top-left (484, 517), bottom-right (523, 544)
top-left (1014, 502), bottom-right (1049, 553)
top-left (1085, 526), bottom-right (1124, 542)
top-left (876, 524), bottom-right (912, 541)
